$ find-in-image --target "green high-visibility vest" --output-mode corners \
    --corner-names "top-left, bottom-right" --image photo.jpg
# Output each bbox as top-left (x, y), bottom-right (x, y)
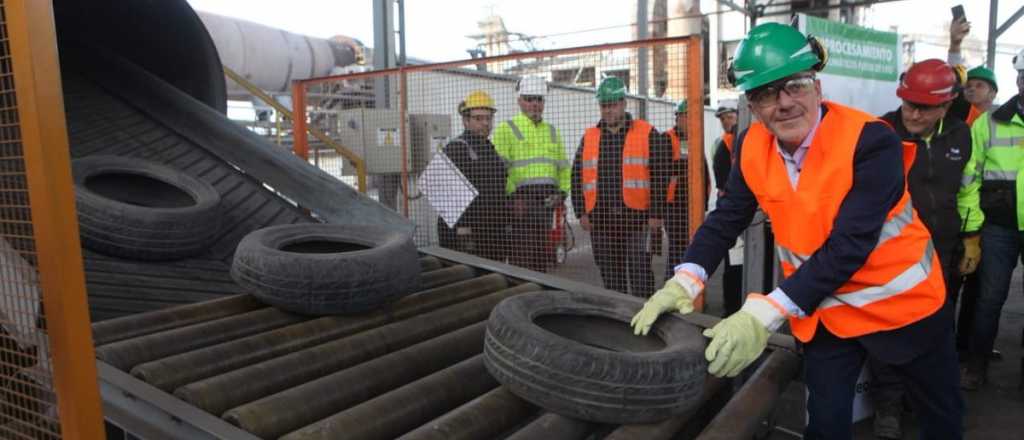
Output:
top-left (493, 112), bottom-right (570, 195)
top-left (967, 110), bottom-right (1024, 230)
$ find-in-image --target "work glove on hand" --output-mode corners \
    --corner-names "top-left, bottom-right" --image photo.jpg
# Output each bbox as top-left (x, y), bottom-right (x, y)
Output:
top-left (703, 294), bottom-right (788, 378)
top-left (959, 235), bottom-right (981, 275)
top-left (630, 270), bottom-right (704, 336)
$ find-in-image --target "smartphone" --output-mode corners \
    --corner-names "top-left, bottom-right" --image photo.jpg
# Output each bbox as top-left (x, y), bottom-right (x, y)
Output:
top-left (952, 5), bottom-right (966, 21)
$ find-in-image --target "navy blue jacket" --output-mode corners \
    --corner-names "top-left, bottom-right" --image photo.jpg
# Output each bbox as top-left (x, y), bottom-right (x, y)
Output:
top-left (683, 106), bottom-right (948, 361)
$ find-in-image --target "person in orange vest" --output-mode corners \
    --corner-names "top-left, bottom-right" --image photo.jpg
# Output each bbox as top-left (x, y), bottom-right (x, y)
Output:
top-left (570, 77), bottom-right (671, 297)
top-left (630, 23), bottom-right (962, 439)
top-left (710, 100), bottom-right (743, 317)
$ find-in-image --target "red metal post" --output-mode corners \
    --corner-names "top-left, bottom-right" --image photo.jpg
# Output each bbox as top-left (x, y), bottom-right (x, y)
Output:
top-left (291, 81), bottom-right (309, 160)
top-left (686, 36), bottom-right (706, 238)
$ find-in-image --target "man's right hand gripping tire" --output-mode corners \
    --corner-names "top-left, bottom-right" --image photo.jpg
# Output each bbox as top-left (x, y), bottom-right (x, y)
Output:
top-left (630, 270), bottom-right (704, 336)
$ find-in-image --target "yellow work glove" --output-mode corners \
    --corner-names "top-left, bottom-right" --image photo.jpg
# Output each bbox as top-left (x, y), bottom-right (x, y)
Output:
top-left (703, 294), bottom-right (788, 378)
top-left (959, 235), bottom-right (981, 275)
top-left (630, 270), bottom-right (704, 336)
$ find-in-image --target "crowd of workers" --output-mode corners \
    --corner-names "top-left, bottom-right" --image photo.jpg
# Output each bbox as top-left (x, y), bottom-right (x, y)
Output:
top-left (432, 13), bottom-right (1023, 440)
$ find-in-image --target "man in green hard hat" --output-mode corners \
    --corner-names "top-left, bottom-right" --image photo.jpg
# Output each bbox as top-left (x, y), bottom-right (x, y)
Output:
top-left (630, 22), bottom-right (963, 439)
top-left (570, 76), bottom-right (671, 297)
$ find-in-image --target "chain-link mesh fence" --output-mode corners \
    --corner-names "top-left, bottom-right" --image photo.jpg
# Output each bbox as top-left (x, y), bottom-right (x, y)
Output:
top-left (295, 36), bottom-right (705, 298)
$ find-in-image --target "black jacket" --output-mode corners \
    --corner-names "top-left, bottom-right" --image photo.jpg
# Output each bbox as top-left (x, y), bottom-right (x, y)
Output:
top-left (880, 109), bottom-right (972, 250)
top-left (570, 114), bottom-right (671, 223)
top-left (443, 131), bottom-right (508, 229)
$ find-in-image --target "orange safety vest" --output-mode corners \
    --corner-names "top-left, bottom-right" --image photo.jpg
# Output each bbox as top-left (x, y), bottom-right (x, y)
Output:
top-left (581, 119), bottom-right (653, 213)
top-left (739, 101), bottom-right (945, 342)
top-left (722, 132), bottom-right (735, 156)
top-left (966, 104), bottom-right (982, 126)
top-left (666, 126), bottom-right (683, 203)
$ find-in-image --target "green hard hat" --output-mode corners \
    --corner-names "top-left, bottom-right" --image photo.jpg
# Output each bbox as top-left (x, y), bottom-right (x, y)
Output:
top-left (730, 22), bottom-right (823, 92)
top-left (675, 100), bottom-right (687, 113)
top-left (596, 77), bottom-right (627, 103)
top-left (967, 66), bottom-right (998, 91)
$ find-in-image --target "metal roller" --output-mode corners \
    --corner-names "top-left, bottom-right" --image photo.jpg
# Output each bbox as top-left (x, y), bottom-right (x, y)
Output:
top-left (420, 265), bottom-right (475, 289)
top-left (95, 307), bottom-right (307, 371)
top-left (224, 322), bottom-right (487, 439)
top-left (418, 256), bottom-right (443, 272)
top-left (91, 295), bottom-right (263, 346)
top-left (132, 274), bottom-right (508, 391)
top-left (174, 284), bottom-right (541, 416)
top-left (605, 376), bottom-right (726, 440)
top-left (696, 350), bottom-right (801, 440)
top-left (396, 386), bottom-right (536, 440)
top-left (280, 356), bottom-right (497, 440)
top-left (504, 413), bottom-right (594, 440)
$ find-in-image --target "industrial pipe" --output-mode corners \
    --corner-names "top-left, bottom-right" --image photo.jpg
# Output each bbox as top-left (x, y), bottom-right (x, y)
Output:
top-left (132, 274), bottom-right (508, 391)
top-left (95, 307), bottom-right (307, 371)
top-left (280, 356), bottom-right (497, 440)
top-left (224, 323), bottom-right (488, 439)
top-left (174, 284), bottom-right (542, 416)
top-left (420, 265), bottom-right (475, 289)
top-left (396, 386), bottom-right (536, 440)
top-left (605, 376), bottom-right (727, 440)
top-left (696, 350), bottom-right (801, 440)
top-left (91, 294), bottom-right (263, 346)
top-left (504, 413), bottom-right (594, 440)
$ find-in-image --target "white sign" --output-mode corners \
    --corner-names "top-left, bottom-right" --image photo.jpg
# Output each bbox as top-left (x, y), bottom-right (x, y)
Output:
top-left (377, 128), bottom-right (399, 147)
top-left (417, 151), bottom-right (478, 228)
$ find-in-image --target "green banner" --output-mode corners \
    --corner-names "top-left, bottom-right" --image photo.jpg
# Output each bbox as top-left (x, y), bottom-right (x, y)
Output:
top-left (803, 14), bottom-right (899, 81)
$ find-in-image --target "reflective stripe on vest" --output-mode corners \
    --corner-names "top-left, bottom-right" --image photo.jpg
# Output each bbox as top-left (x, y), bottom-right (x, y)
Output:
top-left (739, 101), bottom-right (944, 342)
top-left (502, 118), bottom-right (565, 191)
top-left (581, 120), bottom-right (653, 213)
top-left (981, 112), bottom-right (1023, 183)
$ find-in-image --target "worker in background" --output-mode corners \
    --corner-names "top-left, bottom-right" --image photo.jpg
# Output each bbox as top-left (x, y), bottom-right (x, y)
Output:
top-left (947, 15), bottom-right (1000, 125)
top-left (711, 100), bottom-right (743, 316)
top-left (869, 59), bottom-right (979, 439)
top-left (436, 91), bottom-right (509, 262)
top-left (630, 23), bottom-right (962, 439)
top-left (961, 49), bottom-right (1024, 391)
top-left (493, 76), bottom-right (570, 272)
top-left (663, 100), bottom-right (690, 280)
top-left (571, 77), bottom-right (670, 297)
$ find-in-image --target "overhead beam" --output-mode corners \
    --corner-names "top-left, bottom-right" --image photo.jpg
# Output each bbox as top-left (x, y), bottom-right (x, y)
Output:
top-left (717, 0), bottom-right (749, 16)
top-left (996, 5), bottom-right (1024, 38)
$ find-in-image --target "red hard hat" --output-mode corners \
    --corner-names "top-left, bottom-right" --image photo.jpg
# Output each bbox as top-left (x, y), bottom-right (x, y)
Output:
top-left (897, 59), bottom-right (958, 105)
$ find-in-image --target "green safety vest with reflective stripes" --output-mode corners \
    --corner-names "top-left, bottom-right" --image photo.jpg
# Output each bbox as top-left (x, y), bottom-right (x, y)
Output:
top-left (492, 112), bottom-right (570, 195)
top-left (967, 109), bottom-right (1024, 230)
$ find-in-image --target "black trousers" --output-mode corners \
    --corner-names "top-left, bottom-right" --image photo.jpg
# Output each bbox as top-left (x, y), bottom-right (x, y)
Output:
top-left (720, 255), bottom-right (743, 316)
top-left (510, 186), bottom-right (559, 272)
top-left (804, 324), bottom-right (963, 440)
top-left (664, 204), bottom-right (688, 280)
top-left (436, 218), bottom-right (507, 262)
top-left (591, 215), bottom-right (654, 298)
top-left (868, 242), bottom-right (960, 409)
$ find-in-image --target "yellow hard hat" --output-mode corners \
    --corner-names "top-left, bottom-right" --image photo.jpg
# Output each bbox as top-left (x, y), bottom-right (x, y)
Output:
top-left (462, 90), bottom-right (496, 114)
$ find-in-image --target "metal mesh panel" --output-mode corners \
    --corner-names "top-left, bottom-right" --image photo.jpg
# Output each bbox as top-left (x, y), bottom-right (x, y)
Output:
top-left (0, 2), bottom-right (61, 438)
top-left (296, 37), bottom-right (703, 299)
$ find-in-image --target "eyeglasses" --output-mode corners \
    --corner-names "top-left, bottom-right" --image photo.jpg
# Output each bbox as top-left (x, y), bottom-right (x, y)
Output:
top-left (746, 76), bottom-right (816, 109)
top-left (901, 100), bottom-right (946, 114)
top-left (521, 96), bottom-right (544, 103)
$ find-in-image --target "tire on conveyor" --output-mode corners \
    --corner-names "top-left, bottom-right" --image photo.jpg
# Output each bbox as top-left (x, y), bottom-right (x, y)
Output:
top-left (72, 155), bottom-right (221, 260)
top-left (484, 291), bottom-right (707, 424)
top-left (231, 223), bottom-right (421, 315)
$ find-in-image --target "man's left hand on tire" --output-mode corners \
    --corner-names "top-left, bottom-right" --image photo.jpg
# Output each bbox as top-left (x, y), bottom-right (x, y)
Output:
top-left (703, 294), bottom-right (787, 377)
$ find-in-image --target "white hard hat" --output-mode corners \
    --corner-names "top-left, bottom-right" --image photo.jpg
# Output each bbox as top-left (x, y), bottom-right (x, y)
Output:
top-left (715, 99), bottom-right (738, 116)
top-left (517, 76), bottom-right (548, 97)
top-left (1015, 48), bottom-right (1024, 71)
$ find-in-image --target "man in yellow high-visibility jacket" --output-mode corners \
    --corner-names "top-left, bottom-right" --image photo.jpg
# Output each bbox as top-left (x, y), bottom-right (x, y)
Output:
top-left (493, 76), bottom-right (570, 272)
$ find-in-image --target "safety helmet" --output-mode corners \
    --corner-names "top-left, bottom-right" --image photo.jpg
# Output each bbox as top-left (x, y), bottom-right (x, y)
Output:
top-left (728, 23), bottom-right (827, 92)
top-left (461, 90), bottom-right (496, 115)
top-left (516, 76), bottom-right (548, 97)
top-left (596, 77), bottom-right (627, 103)
top-left (897, 59), bottom-right (958, 105)
top-left (967, 66), bottom-right (998, 91)
top-left (1014, 48), bottom-right (1024, 71)
top-left (675, 100), bottom-right (687, 114)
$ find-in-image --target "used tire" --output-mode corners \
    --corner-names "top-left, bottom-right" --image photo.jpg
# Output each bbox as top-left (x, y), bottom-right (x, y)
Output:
top-left (230, 224), bottom-right (421, 315)
top-left (72, 155), bottom-right (222, 260)
top-left (484, 291), bottom-right (707, 424)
